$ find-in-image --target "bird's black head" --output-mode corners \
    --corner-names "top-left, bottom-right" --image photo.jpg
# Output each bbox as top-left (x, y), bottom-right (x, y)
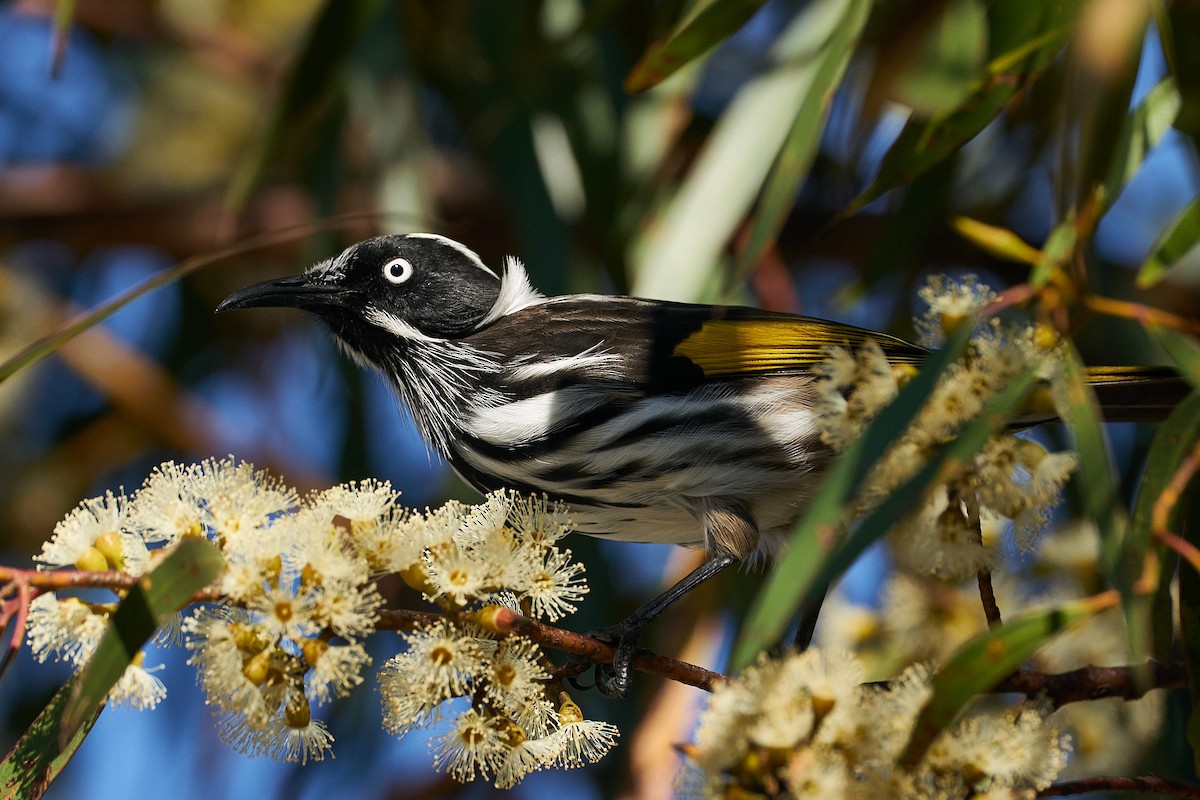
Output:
top-left (216, 234), bottom-right (510, 344)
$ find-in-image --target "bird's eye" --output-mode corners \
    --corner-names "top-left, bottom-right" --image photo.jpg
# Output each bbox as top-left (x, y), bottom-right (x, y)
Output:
top-left (382, 257), bottom-right (413, 285)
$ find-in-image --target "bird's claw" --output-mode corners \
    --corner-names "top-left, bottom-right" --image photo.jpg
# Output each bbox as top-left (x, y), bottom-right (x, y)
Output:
top-left (569, 623), bottom-right (640, 698)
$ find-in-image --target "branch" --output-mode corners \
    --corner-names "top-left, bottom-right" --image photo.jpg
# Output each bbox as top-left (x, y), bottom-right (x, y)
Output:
top-left (382, 607), bottom-right (727, 692)
top-left (995, 659), bottom-right (1185, 707)
top-left (1040, 775), bottom-right (1200, 798)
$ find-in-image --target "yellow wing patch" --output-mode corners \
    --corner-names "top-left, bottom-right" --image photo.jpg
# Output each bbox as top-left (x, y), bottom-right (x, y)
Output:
top-left (673, 318), bottom-right (925, 377)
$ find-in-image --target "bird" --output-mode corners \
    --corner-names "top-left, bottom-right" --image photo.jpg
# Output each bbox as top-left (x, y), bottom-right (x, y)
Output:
top-left (217, 232), bottom-right (1185, 695)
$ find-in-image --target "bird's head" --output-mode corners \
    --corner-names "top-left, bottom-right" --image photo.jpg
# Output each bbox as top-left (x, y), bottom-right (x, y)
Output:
top-left (217, 233), bottom-right (542, 359)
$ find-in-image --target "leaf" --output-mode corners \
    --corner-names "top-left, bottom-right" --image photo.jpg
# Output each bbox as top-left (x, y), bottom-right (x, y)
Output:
top-left (1122, 391), bottom-right (1200, 659)
top-left (734, 325), bottom-right (976, 667)
top-left (226, 0), bottom-right (388, 209)
top-left (1146, 326), bottom-right (1200, 391)
top-left (951, 217), bottom-right (1042, 265)
top-left (1096, 77), bottom-right (1181, 216)
top-left (0, 221), bottom-right (363, 385)
top-left (624, 0), bottom-right (767, 93)
top-left (1183, 484), bottom-right (1200, 772)
top-left (50, 0), bottom-right (77, 78)
top-left (844, 2), bottom-right (1079, 217)
top-left (0, 677), bottom-right (98, 800)
top-left (1138, 196), bottom-right (1200, 288)
top-left (58, 538), bottom-right (225, 747)
top-left (633, 0), bottom-right (863, 302)
top-left (898, 592), bottom-right (1112, 767)
top-left (735, 0), bottom-right (871, 278)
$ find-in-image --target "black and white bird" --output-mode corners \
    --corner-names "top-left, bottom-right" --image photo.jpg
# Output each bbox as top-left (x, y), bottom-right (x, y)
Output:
top-left (217, 233), bottom-right (1183, 694)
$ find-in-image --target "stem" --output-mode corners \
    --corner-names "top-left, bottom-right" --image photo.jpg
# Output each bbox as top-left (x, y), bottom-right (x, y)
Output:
top-left (1152, 439), bottom-right (1200, 573)
top-left (1084, 295), bottom-right (1200, 335)
top-left (977, 569), bottom-right (1002, 628)
top-left (480, 607), bottom-right (725, 692)
top-left (1040, 775), bottom-right (1200, 798)
top-left (995, 659), bottom-right (1185, 707)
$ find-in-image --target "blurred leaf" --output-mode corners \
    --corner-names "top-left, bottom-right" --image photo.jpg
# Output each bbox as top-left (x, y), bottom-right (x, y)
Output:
top-left (1063, 348), bottom-right (1124, 582)
top-left (735, 0), bottom-right (871, 278)
top-left (0, 676), bottom-right (96, 800)
top-left (227, 0), bottom-right (387, 209)
top-left (1071, 0), bottom-right (1148, 213)
top-left (625, 0), bottom-right (767, 93)
top-left (951, 216), bottom-right (1042, 265)
top-left (1146, 326), bottom-right (1200, 390)
top-left (59, 539), bottom-right (224, 746)
top-left (734, 325), bottom-right (973, 667)
top-left (845, 1), bottom-right (1079, 217)
top-left (892, 0), bottom-right (987, 116)
top-left (1030, 217), bottom-right (1077, 286)
top-left (0, 220), bottom-right (371, 385)
top-left (1097, 77), bottom-right (1180, 216)
top-left (50, 0), bottom-right (77, 78)
top-left (1159, 0), bottom-right (1200, 140)
top-left (635, 0), bottom-right (858, 302)
top-left (1138, 196), bottom-right (1200, 288)
top-left (1122, 391), bottom-right (1200, 659)
top-left (899, 592), bottom-right (1110, 767)
top-left (1184, 506), bottom-right (1200, 771)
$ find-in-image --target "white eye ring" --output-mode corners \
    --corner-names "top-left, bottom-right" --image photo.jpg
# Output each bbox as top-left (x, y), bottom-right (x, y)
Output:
top-left (382, 257), bottom-right (413, 285)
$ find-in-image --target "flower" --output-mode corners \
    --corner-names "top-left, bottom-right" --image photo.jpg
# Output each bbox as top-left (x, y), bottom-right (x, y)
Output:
top-left (37, 491), bottom-right (148, 576)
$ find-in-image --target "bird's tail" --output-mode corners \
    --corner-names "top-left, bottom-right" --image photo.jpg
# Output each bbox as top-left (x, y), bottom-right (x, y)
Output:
top-left (1086, 366), bottom-right (1190, 422)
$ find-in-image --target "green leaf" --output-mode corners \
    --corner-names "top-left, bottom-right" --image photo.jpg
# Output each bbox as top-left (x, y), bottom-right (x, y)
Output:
top-left (625, 0), bottom-right (767, 93)
top-left (1146, 326), bottom-right (1200, 391)
top-left (226, 0), bottom-right (387, 209)
top-left (1138, 196), bottom-right (1200, 288)
top-left (58, 538), bottom-right (225, 747)
top-left (735, 0), bottom-right (871, 279)
top-left (891, 0), bottom-right (988, 117)
top-left (1062, 348), bottom-right (1124, 580)
top-left (1097, 77), bottom-right (1181, 216)
top-left (734, 325), bottom-right (975, 667)
top-left (0, 677), bottom-right (98, 800)
top-left (0, 222), bottom-right (357, 385)
top-left (634, 0), bottom-right (862, 302)
top-left (1183, 489), bottom-right (1200, 772)
top-left (898, 594), bottom-right (1107, 767)
top-left (1122, 391), bottom-right (1200, 659)
top-left (844, 2), bottom-right (1079, 217)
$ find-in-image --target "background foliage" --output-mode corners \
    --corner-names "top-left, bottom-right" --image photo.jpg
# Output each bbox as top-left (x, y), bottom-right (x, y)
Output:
top-left (0, 0), bottom-right (1197, 798)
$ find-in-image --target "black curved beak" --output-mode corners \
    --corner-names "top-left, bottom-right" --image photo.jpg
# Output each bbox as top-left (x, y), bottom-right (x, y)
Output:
top-left (216, 274), bottom-right (348, 313)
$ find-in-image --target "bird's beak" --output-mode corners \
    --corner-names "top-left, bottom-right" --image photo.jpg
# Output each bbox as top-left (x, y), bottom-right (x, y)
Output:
top-left (216, 274), bottom-right (348, 313)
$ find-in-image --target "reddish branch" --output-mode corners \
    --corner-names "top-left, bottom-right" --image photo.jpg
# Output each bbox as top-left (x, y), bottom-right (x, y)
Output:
top-left (4, 570), bottom-right (1186, 702)
top-left (1040, 775), bottom-right (1200, 798)
top-left (995, 660), bottom-right (1186, 707)
top-left (377, 607), bottom-right (725, 692)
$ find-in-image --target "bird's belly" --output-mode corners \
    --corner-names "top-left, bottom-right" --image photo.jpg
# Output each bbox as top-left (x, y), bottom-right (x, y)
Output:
top-left (451, 377), bottom-right (828, 550)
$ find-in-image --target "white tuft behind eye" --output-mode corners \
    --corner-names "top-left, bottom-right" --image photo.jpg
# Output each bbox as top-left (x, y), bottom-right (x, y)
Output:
top-left (382, 257), bottom-right (413, 285)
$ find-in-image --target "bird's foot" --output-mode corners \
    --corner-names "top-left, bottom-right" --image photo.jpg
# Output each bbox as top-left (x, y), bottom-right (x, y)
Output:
top-left (570, 620), bottom-right (644, 699)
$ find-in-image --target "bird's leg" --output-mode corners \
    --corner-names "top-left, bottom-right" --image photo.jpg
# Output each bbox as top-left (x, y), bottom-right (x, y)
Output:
top-left (588, 553), bottom-right (736, 697)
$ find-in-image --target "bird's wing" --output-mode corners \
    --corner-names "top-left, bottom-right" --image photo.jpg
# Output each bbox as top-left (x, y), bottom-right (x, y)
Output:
top-left (476, 295), bottom-right (927, 391)
top-left (668, 306), bottom-right (928, 378)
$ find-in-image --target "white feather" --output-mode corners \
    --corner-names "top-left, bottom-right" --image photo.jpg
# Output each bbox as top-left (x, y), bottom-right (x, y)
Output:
top-left (478, 256), bottom-right (545, 327)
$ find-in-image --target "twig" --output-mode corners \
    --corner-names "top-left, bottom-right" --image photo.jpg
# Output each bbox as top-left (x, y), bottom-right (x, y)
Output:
top-left (1039, 775), bottom-right (1200, 798)
top-left (1152, 439), bottom-right (1200, 573)
top-left (977, 569), bottom-right (1002, 628)
top-left (995, 659), bottom-right (1185, 707)
top-left (1084, 295), bottom-right (1200, 336)
top-left (480, 608), bottom-right (725, 692)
